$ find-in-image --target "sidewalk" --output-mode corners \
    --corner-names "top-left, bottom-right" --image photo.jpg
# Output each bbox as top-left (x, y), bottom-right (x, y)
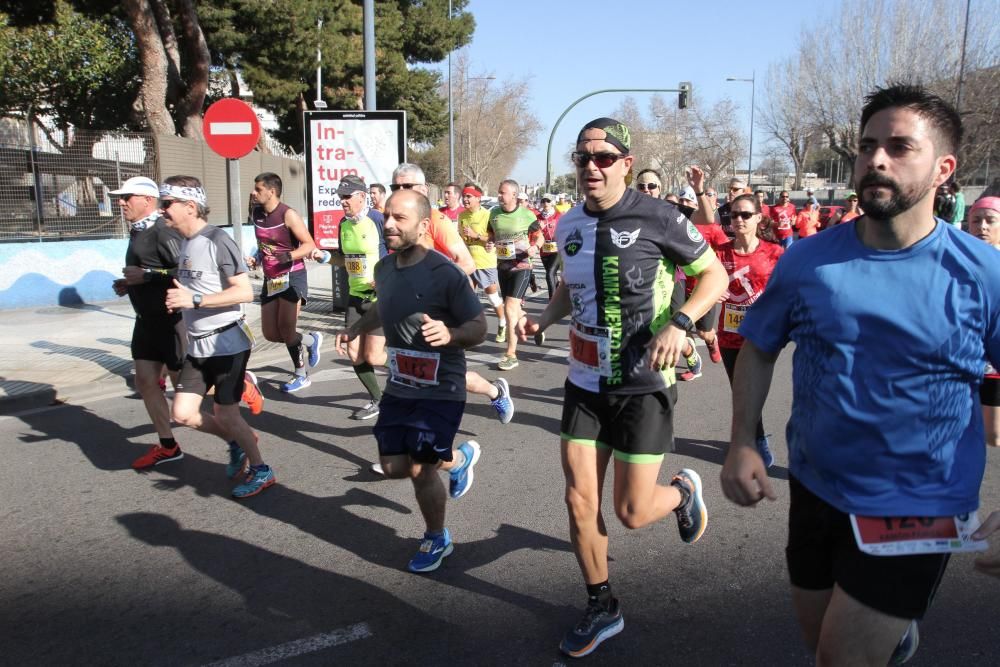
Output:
top-left (0, 264), bottom-right (339, 415)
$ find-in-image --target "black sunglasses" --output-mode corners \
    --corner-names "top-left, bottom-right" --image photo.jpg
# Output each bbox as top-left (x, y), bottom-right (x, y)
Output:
top-left (390, 183), bottom-right (418, 191)
top-left (636, 183), bottom-right (659, 191)
top-left (731, 211), bottom-right (757, 220)
top-left (571, 151), bottom-right (628, 169)
top-left (705, 191), bottom-right (717, 197)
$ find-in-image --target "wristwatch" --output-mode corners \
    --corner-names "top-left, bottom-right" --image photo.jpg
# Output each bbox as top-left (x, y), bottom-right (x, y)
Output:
top-left (669, 311), bottom-right (695, 333)
top-left (192, 293), bottom-right (203, 309)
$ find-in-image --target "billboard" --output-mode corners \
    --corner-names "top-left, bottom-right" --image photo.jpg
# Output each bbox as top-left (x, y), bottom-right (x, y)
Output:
top-left (303, 110), bottom-right (407, 249)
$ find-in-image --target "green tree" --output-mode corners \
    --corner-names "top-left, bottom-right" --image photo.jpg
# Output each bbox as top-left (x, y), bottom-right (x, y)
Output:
top-left (551, 173), bottom-right (577, 197)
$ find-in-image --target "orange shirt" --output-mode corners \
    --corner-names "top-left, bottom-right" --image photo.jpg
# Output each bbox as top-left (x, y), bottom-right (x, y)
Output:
top-left (796, 210), bottom-right (819, 237)
top-left (422, 209), bottom-right (461, 256)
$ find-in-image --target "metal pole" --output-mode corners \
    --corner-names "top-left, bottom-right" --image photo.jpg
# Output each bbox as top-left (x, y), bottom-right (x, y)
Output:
top-left (747, 70), bottom-right (755, 184)
top-left (26, 108), bottom-right (45, 239)
top-left (227, 158), bottom-right (243, 256)
top-left (363, 0), bottom-right (376, 110)
top-left (955, 0), bottom-right (971, 113)
top-left (545, 87), bottom-right (682, 191)
top-left (447, 0), bottom-right (454, 181)
top-left (315, 18), bottom-right (325, 108)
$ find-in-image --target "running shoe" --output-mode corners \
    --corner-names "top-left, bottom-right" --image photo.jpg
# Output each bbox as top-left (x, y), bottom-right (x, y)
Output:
top-left (495, 326), bottom-right (507, 343)
top-left (370, 462), bottom-right (385, 476)
top-left (890, 620), bottom-right (919, 665)
top-left (490, 378), bottom-right (515, 424)
top-left (534, 331), bottom-right (546, 346)
top-left (756, 434), bottom-right (775, 469)
top-left (449, 440), bottom-right (481, 499)
top-left (497, 355), bottom-right (519, 371)
top-left (706, 336), bottom-right (722, 364)
top-left (307, 332), bottom-right (323, 367)
top-left (407, 528), bottom-right (453, 573)
top-left (671, 468), bottom-right (707, 544)
top-left (282, 374), bottom-right (312, 393)
top-left (678, 338), bottom-right (703, 381)
top-left (241, 371), bottom-right (264, 415)
top-left (352, 400), bottom-right (380, 420)
top-left (559, 598), bottom-right (625, 658)
top-left (232, 465), bottom-right (276, 499)
top-left (131, 444), bottom-right (183, 470)
top-left (226, 443), bottom-right (247, 479)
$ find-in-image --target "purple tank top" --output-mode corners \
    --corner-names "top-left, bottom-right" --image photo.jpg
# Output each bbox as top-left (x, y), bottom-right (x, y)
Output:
top-left (252, 202), bottom-right (305, 278)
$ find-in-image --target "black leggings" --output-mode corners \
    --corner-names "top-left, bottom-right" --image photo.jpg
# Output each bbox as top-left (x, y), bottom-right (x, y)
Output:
top-left (542, 253), bottom-right (561, 301)
top-left (721, 346), bottom-right (765, 440)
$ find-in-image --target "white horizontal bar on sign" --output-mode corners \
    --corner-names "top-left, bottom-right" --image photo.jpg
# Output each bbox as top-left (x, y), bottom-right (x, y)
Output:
top-left (210, 122), bottom-right (253, 135)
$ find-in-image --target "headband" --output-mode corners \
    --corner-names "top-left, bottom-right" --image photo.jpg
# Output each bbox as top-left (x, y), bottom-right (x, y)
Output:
top-left (159, 184), bottom-right (207, 206)
top-left (462, 186), bottom-right (483, 197)
top-left (970, 196), bottom-right (1000, 215)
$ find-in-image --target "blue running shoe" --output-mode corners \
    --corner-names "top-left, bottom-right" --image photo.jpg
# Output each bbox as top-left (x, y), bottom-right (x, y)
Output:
top-left (449, 440), bottom-right (481, 499)
top-left (890, 621), bottom-right (919, 665)
top-left (671, 468), bottom-right (708, 544)
top-left (307, 332), bottom-right (323, 368)
top-left (282, 374), bottom-right (312, 393)
top-left (407, 528), bottom-right (453, 573)
top-left (756, 434), bottom-right (775, 469)
top-left (226, 443), bottom-right (247, 479)
top-left (490, 378), bottom-right (515, 424)
top-left (559, 598), bottom-right (624, 658)
top-left (232, 465), bottom-right (276, 499)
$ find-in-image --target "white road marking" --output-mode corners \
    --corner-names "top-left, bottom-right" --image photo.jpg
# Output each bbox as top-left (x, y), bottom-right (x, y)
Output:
top-left (209, 122), bottom-right (253, 135)
top-left (201, 622), bottom-right (372, 667)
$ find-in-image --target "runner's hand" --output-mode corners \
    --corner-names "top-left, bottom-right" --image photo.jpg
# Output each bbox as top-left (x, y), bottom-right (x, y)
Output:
top-left (122, 265), bottom-right (146, 285)
top-left (645, 323), bottom-right (687, 371)
top-left (421, 313), bottom-right (452, 347)
top-left (112, 278), bottom-right (128, 296)
top-left (165, 279), bottom-right (194, 312)
top-left (334, 329), bottom-right (358, 355)
top-left (973, 511), bottom-right (1000, 578)
top-left (517, 314), bottom-right (540, 342)
top-left (686, 165), bottom-right (706, 193)
top-left (245, 255), bottom-right (258, 270)
top-left (720, 444), bottom-right (777, 506)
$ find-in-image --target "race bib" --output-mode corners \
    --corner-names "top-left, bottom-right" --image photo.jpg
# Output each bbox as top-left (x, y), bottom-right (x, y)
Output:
top-left (723, 303), bottom-right (749, 333)
top-left (388, 347), bottom-right (441, 388)
top-left (344, 254), bottom-right (369, 278)
top-left (850, 512), bottom-right (988, 556)
top-left (265, 274), bottom-right (289, 296)
top-left (542, 241), bottom-right (558, 253)
top-left (237, 318), bottom-right (257, 349)
top-left (496, 241), bottom-right (516, 260)
top-left (569, 321), bottom-right (612, 377)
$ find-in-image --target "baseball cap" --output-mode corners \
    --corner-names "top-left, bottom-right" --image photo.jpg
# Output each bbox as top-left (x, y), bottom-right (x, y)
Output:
top-left (541, 193), bottom-right (556, 202)
top-left (678, 186), bottom-right (697, 202)
top-left (110, 177), bottom-right (159, 198)
top-left (336, 174), bottom-right (367, 197)
top-left (517, 191), bottom-right (528, 201)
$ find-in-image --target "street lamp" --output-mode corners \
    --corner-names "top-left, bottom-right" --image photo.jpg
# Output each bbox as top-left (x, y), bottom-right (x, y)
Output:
top-left (314, 18), bottom-right (327, 109)
top-left (726, 72), bottom-right (755, 185)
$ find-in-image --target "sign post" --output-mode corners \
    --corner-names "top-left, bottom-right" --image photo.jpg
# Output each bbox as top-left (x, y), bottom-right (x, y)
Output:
top-left (203, 98), bottom-right (262, 255)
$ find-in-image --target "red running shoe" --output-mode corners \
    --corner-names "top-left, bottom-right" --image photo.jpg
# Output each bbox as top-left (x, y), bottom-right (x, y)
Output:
top-left (132, 444), bottom-right (183, 469)
top-left (241, 371), bottom-right (264, 415)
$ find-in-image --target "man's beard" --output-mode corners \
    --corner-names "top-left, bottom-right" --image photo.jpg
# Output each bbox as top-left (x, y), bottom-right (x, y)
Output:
top-left (857, 170), bottom-right (934, 221)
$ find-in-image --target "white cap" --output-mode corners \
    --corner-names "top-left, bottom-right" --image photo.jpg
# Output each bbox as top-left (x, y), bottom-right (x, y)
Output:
top-left (517, 191), bottom-right (529, 200)
top-left (110, 176), bottom-right (159, 198)
top-left (678, 185), bottom-right (697, 202)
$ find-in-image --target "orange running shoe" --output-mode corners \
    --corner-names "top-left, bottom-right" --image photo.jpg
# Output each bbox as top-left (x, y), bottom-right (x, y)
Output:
top-left (706, 336), bottom-right (722, 364)
top-left (242, 371), bottom-right (264, 415)
top-left (132, 444), bottom-right (183, 469)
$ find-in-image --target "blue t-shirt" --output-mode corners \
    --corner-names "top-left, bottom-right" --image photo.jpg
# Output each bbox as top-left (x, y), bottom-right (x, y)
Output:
top-left (739, 218), bottom-right (1000, 516)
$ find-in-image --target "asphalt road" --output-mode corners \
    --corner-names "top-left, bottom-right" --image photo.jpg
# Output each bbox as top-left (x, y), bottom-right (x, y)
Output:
top-left (2, 293), bottom-right (999, 666)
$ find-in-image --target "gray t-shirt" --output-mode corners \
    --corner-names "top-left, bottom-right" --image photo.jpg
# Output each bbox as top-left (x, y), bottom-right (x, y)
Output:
top-left (178, 225), bottom-right (251, 358)
top-left (375, 250), bottom-right (482, 401)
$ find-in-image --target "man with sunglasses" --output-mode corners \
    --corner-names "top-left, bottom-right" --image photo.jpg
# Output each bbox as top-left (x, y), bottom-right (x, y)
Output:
top-left (518, 117), bottom-right (728, 658)
top-left (634, 169), bottom-right (663, 197)
top-left (770, 190), bottom-right (797, 248)
top-left (110, 176), bottom-right (186, 470)
top-left (718, 177), bottom-right (748, 238)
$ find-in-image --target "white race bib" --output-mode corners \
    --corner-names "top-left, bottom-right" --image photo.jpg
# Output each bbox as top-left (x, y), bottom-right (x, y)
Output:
top-left (542, 241), bottom-right (558, 253)
top-left (265, 274), bottom-right (289, 296)
top-left (496, 241), bottom-right (516, 260)
top-left (344, 253), bottom-right (369, 278)
top-left (568, 321), bottom-right (612, 377)
top-left (723, 303), bottom-right (749, 333)
top-left (388, 347), bottom-right (441, 388)
top-left (850, 512), bottom-right (988, 556)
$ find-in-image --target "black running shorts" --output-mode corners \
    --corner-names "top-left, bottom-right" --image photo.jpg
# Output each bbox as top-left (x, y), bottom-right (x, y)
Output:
top-left (786, 476), bottom-right (950, 620)
top-left (981, 377), bottom-right (999, 407)
top-left (345, 295), bottom-right (383, 335)
top-left (260, 269), bottom-right (308, 305)
top-left (372, 394), bottom-right (465, 464)
top-left (498, 266), bottom-right (531, 301)
top-left (131, 316), bottom-right (184, 371)
top-left (176, 350), bottom-right (251, 405)
top-left (560, 380), bottom-right (676, 463)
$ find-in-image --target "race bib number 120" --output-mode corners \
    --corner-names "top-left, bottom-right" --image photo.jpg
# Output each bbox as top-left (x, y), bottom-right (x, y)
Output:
top-left (850, 512), bottom-right (988, 556)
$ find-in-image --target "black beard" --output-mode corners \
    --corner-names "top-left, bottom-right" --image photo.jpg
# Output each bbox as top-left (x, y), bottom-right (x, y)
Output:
top-left (857, 171), bottom-right (931, 221)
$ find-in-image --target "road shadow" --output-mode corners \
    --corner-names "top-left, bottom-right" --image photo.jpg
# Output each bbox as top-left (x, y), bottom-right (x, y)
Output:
top-left (674, 437), bottom-right (790, 480)
top-left (29, 340), bottom-right (131, 378)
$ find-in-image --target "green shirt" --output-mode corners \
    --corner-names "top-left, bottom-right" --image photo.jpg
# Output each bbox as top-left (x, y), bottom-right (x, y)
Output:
top-left (339, 215), bottom-right (380, 299)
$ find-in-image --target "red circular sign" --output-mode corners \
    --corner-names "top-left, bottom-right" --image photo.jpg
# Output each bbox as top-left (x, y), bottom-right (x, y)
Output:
top-left (202, 98), bottom-right (261, 159)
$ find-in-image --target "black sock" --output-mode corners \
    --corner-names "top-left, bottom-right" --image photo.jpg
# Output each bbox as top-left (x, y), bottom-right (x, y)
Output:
top-left (159, 437), bottom-right (177, 449)
top-left (286, 332), bottom-right (304, 370)
top-left (586, 581), bottom-right (613, 609)
top-left (354, 362), bottom-right (383, 401)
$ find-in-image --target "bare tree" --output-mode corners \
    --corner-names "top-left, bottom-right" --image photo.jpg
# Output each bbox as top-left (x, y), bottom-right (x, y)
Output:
top-left (758, 58), bottom-right (818, 189)
top-left (687, 98), bottom-right (746, 187)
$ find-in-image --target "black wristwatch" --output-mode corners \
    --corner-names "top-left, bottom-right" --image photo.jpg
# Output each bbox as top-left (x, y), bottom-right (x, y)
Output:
top-left (669, 311), bottom-right (695, 333)
top-left (695, 191), bottom-right (705, 197)
top-left (192, 293), bottom-right (203, 309)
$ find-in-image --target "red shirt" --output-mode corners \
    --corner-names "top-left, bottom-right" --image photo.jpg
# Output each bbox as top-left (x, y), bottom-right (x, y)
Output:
top-left (716, 240), bottom-right (783, 349)
top-left (439, 206), bottom-right (464, 222)
top-left (760, 203), bottom-right (771, 220)
top-left (536, 210), bottom-right (562, 255)
top-left (695, 222), bottom-right (729, 250)
top-left (796, 210), bottom-right (819, 237)
top-left (770, 203), bottom-right (796, 239)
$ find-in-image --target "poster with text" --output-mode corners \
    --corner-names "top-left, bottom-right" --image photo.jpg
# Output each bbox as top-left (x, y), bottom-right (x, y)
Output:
top-left (303, 110), bottom-right (407, 249)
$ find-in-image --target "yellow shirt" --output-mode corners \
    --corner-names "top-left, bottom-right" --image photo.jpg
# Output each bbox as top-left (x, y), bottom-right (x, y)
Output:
top-left (458, 207), bottom-right (496, 270)
top-left (555, 202), bottom-right (572, 214)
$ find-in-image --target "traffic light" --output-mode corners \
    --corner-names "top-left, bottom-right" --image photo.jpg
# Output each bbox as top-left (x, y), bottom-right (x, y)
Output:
top-left (678, 82), bottom-right (692, 110)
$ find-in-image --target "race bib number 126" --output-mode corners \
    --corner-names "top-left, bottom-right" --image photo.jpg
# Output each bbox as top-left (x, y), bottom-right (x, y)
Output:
top-left (850, 512), bottom-right (988, 556)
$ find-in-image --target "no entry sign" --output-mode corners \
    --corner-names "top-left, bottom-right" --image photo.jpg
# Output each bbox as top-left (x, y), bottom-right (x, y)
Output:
top-left (203, 98), bottom-right (261, 159)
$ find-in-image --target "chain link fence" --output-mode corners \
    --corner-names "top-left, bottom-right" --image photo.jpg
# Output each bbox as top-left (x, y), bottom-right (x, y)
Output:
top-left (0, 118), bottom-right (156, 242)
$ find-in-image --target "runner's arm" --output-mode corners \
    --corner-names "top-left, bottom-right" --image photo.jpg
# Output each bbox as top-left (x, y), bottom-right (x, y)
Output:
top-left (447, 238), bottom-right (476, 276)
top-left (344, 304), bottom-right (382, 337)
top-left (518, 281), bottom-right (571, 341)
top-left (284, 208), bottom-right (316, 261)
top-left (166, 273), bottom-right (253, 311)
top-left (678, 255), bottom-right (727, 322)
top-left (686, 165), bottom-right (713, 227)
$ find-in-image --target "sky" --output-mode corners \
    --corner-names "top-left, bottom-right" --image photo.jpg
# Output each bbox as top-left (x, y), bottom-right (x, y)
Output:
top-left (431, 0), bottom-right (817, 188)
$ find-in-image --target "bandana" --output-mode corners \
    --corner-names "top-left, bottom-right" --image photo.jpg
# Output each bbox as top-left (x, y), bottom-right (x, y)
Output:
top-left (462, 186), bottom-right (483, 197)
top-left (970, 196), bottom-right (1000, 215)
top-left (159, 184), bottom-right (207, 206)
top-left (577, 117), bottom-right (631, 154)
top-left (129, 212), bottom-right (159, 235)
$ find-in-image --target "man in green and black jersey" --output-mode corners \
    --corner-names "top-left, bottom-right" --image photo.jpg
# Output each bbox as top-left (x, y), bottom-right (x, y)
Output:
top-left (519, 118), bottom-right (728, 658)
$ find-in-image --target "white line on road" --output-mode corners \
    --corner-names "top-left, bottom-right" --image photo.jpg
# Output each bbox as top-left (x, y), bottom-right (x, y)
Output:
top-left (201, 622), bottom-right (372, 667)
top-left (209, 121), bottom-right (253, 135)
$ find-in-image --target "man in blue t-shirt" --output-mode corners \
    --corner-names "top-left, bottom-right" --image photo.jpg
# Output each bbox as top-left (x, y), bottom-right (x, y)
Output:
top-left (721, 85), bottom-right (1000, 664)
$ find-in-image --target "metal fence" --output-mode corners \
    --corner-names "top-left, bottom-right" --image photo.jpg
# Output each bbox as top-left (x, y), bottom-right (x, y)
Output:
top-left (0, 118), bottom-right (156, 242)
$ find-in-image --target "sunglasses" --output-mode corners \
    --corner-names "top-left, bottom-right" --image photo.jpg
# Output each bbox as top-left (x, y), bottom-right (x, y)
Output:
top-left (390, 183), bottom-right (419, 191)
top-left (636, 183), bottom-right (659, 191)
top-left (571, 151), bottom-right (627, 169)
top-left (158, 198), bottom-right (183, 208)
top-left (705, 192), bottom-right (717, 197)
top-left (731, 211), bottom-right (757, 220)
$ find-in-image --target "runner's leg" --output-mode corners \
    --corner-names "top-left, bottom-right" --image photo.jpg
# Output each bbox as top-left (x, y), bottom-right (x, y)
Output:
top-left (562, 439), bottom-right (613, 584)
top-left (812, 585), bottom-right (911, 666)
top-left (135, 359), bottom-right (173, 439)
top-left (611, 458), bottom-right (683, 529)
